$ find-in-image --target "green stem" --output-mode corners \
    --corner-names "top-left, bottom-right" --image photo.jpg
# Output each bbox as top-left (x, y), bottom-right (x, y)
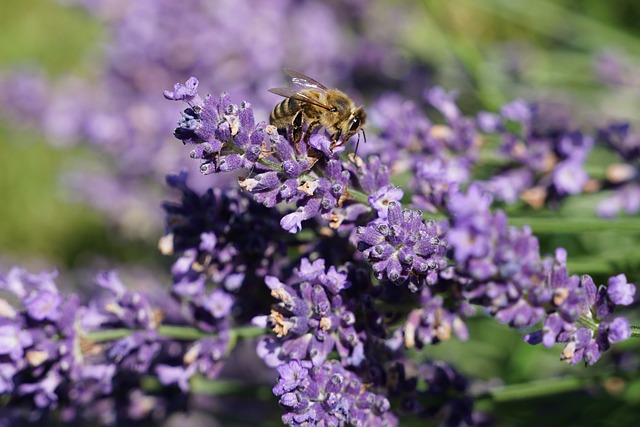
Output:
top-left (575, 315), bottom-right (598, 331)
top-left (480, 376), bottom-right (596, 402)
top-left (84, 328), bottom-right (132, 342)
top-left (191, 376), bottom-right (272, 398)
top-left (158, 325), bottom-right (212, 340)
top-left (85, 325), bottom-right (265, 345)
top-left (348, 187), bottom-right (370, 205)
top-left (631, 325), bottom-right (640, 338)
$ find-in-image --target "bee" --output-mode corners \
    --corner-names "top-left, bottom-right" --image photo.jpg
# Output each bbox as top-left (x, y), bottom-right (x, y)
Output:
top-left (269, 68), bottom-right (367, 151)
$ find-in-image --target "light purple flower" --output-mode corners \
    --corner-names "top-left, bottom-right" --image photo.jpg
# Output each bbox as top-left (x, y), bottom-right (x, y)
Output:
top-left (0, 324), bottom-right (33, 361)
top-left (202, 289), bottom-right (235, 319)
top-left (607, 274), bottom-right (636, 305)
top-left (156, 364), bottom-right (196, 393)
top-left (553, 158), bottom-right (588, 195)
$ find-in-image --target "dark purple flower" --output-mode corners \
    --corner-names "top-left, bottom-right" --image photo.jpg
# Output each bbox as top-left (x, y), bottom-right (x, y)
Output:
top-left (23, 290), bottom-right (63, 323)
top-left (446, 184), bottom-right (636, 365)
top-left (168, 85), bottom-right (378, 235)
top-left (365, 90), bottom-right (478, 213)
top-left (411, 157), bottom-right (468, 213)
top-left (595, 122), bottom-right (640, 216)
top-left (201, 289), bottom-right (235, 319)
top-left (552, 158), bottom-right (589, 195)
top-left (356, 201), bottom-right (448, 290)
top-left (273, 359), bottom-right (397, 427)
top-left (368, 185), bottom-right (404, 220)
top-left (272, 359), bottom-right (310, 396)
top-left (0, 324), bottom-right (33, 363)
top-left (0, 265), bottom-right (233, 423)
top-left (524, 266), bottom-right (635, 365)
top-left (17, 369), bottom-right (62, 408)
top-left (162, 171), bottom-right (286, 295)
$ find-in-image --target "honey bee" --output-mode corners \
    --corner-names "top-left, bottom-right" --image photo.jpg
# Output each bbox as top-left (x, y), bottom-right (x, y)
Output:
top-left (269, 68), bottom-right (367, 150)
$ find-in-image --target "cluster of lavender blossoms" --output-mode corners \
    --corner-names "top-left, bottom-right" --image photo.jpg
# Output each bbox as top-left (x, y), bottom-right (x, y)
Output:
top-left (158, 76), bottom-right (638, 425)
top-left (0, 267), bottom-right (230, 424)
top-left (272, 359), bottom-right (397, 426)
top-left (445, 184), bottom-right (636, 365)
top-left (476, 100), bottom-right (595, 208)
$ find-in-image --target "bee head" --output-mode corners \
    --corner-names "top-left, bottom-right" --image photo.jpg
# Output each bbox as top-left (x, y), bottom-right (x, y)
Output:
top-left (343, 106), bottom-right (367, 142)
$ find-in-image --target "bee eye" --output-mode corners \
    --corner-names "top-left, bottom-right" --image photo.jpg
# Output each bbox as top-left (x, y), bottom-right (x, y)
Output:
top-left (349, 117), bottom-right (360, 131)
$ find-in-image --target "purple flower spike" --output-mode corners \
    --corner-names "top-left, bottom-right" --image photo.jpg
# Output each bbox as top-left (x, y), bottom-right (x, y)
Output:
top-left (256, 259), bottom-right (363, 368)
top-left (163, 173), bottom-right (286, 293)
top-left (273, 359), bottom-right (310, 396)
top-left (273, 360), bottom-right (397, 427)
top-left (357, 201), bottom-right (448, 289)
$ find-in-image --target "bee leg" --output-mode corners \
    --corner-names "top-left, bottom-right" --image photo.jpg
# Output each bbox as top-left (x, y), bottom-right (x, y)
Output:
top-left (291, 110), bottom-right (304, 149)
top-left (302, 121), bottom-right (321, 153)
top-left (329, 130), bottom-right (342, 151)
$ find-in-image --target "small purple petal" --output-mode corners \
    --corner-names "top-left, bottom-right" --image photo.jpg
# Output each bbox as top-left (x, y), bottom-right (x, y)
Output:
top-left (607, 274), bottom-right (636, 305)
top-left (606, 317), bottom-right (631, 343)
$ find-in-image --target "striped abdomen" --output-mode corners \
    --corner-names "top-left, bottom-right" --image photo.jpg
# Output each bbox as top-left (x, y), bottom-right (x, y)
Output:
top-left (270, 98), bottom-right (301, 129)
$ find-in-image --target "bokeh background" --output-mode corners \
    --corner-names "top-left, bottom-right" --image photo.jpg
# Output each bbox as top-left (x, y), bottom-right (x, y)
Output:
top-left (2, 0), bottom-right (640, 425)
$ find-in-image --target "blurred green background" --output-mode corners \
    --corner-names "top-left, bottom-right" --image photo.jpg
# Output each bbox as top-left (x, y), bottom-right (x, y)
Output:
top-left (2, 0), bottom-right (640, 426)
top-left (0, 0), bottom-right (163, 273)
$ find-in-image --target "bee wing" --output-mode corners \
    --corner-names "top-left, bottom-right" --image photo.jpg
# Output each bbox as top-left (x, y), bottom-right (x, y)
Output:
top-left (268, 87), bottom-right (333, 111)
top-left (283, 68), bottom-right (328, 91)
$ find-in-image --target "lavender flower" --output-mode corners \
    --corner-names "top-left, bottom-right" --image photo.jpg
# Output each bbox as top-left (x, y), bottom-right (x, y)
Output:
top-left (477, 100), bottom-right (594, 207)
top-left (161, 170), bottom-right (286, 297)
top-left (253, 258), bottom-right (365, 369)
top-left (0, 268), bottom-right (113, 420)
top-left (392, 284), bottom-right (472, 350)
top-left (167, 79), bottom-right (388, 235)
top-left (0, 266), bottom-right (234, 423)
top-left (367, 89), bottom-right (478, 166)
top-left (447, 184), bottom-right (636, 364)
top-left (273, 359), bottom-right (398, 427)
top-left (356, 200), bottom-right (448, 291)
top-left (366, 89), bottom-right (478, 214)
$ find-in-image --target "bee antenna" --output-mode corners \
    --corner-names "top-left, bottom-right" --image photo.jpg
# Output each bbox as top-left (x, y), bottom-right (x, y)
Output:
top-left (353, 131), bottom-right (362, 158)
